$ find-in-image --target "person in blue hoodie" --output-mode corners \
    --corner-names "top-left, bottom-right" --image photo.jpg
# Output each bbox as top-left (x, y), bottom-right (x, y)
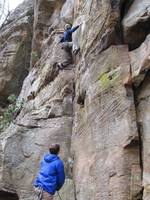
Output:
top-left (59, 24), bottom-right (80, 44)
top-left (34, 144), bottom-right (65, 200)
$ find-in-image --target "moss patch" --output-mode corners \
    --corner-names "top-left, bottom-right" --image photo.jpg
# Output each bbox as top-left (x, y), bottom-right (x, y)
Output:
top-left (99, 69), bottom-right (119, 90)
top-left (99, 72), bottom-right (110, 89)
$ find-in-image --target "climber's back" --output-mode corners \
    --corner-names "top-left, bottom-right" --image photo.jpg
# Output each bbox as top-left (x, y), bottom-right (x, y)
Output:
top-left (59, 24), bottom-right (80, 43)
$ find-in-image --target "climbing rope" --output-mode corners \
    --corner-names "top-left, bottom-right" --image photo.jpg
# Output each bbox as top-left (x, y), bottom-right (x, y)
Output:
top-left (57, 191), bottom-right (63, 200)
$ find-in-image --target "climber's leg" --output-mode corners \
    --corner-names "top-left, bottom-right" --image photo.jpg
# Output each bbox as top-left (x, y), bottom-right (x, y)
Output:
top-left (57, 56), bottom-right (72, 69)
top-left (72, 41), bottom-right (80, 55)
top-left (61, 42), bottom-right (73, 52)
top-left (57, 42), bottom-right (73, 69)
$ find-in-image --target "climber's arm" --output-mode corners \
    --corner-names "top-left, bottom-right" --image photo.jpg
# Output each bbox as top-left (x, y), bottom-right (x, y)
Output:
top-left (70, 25), bottom-right (80, 33)
top-left (59, 36), bottom-right (64, 43)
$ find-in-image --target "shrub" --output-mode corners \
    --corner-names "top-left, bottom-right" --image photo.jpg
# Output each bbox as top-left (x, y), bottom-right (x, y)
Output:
top-left (0, 94), bottom-right (24, 132)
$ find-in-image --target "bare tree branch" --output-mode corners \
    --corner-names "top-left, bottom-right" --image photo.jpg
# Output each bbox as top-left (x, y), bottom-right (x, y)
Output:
top-left (0, 0), bottom-right (10, 27)
top-left (0, 10), bottom-right (10, 30)
top-left (0, 0), bottom-right (6, 20)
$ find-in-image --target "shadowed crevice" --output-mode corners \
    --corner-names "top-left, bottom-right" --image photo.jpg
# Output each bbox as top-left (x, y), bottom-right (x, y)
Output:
top-left (0, 191), bottom-right (19, 200)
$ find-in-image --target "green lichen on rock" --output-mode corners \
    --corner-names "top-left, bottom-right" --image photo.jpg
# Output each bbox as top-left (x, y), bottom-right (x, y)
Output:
top-left (99, 69), bottom-right (119, 90)
top-left (99, 72), bottom-right (110, 89)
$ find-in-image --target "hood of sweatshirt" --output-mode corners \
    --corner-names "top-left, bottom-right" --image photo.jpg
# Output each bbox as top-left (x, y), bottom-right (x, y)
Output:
top-left (44, 153), bottom-right (59, 163)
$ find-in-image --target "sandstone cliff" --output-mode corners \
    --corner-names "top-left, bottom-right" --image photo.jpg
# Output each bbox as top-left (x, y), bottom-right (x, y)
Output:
top-left (0, 0), bottom-right (150, 200)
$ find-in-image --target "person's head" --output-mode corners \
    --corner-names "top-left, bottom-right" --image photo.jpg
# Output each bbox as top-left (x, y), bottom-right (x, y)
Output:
top-left (49, 144), bottom-right (60, 155)
top-left (65, 24), bottom-right (71, 31)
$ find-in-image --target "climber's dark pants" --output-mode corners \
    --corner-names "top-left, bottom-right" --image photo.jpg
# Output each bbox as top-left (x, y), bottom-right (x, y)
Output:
top-left (61, 41), bottom-right (79, 54)
top-left (60, 41), bottom-right (79, 67)
top-left (60, 42), bottom-right (73, 67)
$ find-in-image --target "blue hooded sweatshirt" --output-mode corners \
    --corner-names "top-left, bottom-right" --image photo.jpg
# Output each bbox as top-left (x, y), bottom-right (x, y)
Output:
top-left (59, 25), bottom-right (79, 43)
top-left (34, 154), bottom-right (65, 195)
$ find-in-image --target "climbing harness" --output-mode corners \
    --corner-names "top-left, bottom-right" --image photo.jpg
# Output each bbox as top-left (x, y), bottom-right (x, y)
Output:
top-left (57, 191), bottom-right (63, 200)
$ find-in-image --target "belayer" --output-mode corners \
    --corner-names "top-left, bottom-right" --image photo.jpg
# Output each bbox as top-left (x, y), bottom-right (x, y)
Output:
top-left (34, 144), bottom-right (65, 200)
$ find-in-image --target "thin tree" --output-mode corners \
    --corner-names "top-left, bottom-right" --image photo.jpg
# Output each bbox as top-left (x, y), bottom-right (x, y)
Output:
top-left (0, 0), bottom-right (10, 28)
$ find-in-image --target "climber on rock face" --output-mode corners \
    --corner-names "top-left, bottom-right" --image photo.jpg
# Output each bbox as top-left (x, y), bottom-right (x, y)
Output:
top-left (34, 144), bottom-right (65, 200)
top-left (59, 24), bottom-right (79, 44)
top-left (57, 23), bottom-right (81, 69)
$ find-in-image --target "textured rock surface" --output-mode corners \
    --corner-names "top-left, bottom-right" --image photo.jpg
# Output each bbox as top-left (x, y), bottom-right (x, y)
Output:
top-left (0, 0), bottom-right (75, 199)
top-left (123, 0), bottom-right (150, 49)
top-left (130, 34), bottom-right (150, 87)
top-left (72, 45), bottom-right (141, 200)
top-left (0, 0), bottom-right (34, 104)
top-left (0, 0), bottom-right (149, 200)
top-left (136, 71), bottom-right (150, 200)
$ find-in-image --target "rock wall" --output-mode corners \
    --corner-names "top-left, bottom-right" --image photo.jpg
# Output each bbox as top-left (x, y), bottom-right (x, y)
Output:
top-left (0, 0), bottom-right (150, 200)
top-left (0, 0), bottom-right (33, 104)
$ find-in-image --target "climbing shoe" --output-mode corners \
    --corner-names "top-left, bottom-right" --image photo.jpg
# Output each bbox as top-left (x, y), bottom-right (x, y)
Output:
top-left (73, 48), bottom-right (80, 55)
top-left (57, 63), bottom-right (64, 69)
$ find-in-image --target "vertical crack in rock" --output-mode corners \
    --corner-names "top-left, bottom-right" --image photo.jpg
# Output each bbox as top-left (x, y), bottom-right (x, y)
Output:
top-left (129, 31), bottom-right (150, 200)
top-left (132, 87), bottom-right (144, 200)
top-left (133, 71), bottom-right (150, 200)
top-left (118, 0), bottom-right (135, 45)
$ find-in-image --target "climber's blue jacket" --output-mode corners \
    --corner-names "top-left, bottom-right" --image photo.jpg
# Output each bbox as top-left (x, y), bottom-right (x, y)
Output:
top-left (59, 25), bottom-right (79, 43)
top-left (34, 154), bottom-right (65, 195)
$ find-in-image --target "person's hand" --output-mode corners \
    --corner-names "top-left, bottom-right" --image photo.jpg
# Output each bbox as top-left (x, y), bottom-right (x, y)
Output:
top-left (78, 22), bottom-right (83, 26)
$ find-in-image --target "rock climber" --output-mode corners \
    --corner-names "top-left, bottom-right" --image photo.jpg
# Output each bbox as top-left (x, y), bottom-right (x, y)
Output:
top-left (57, 23), bottom-right (81, 69)
top-left (34, 144), bottom-right (65, 200)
